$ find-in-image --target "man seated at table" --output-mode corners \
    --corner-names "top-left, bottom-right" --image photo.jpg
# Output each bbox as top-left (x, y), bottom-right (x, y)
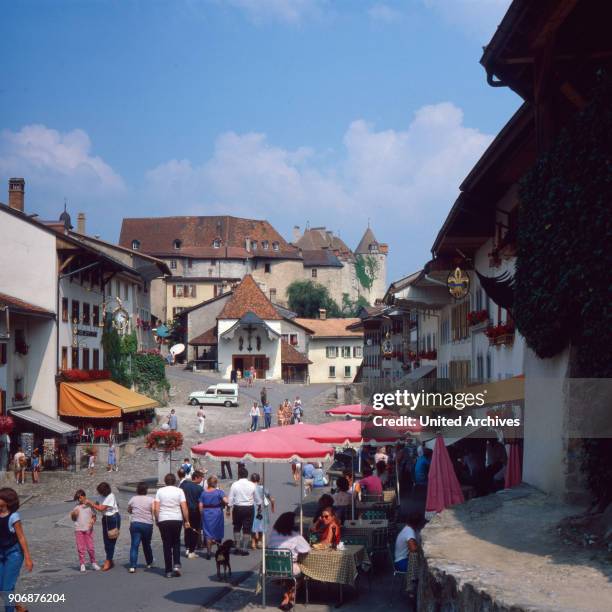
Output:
top-left (394, 512), bottom-right (422, 572)
top-left (268, 511), bottom-right (311, 611)
top-left (355, 465), bottom-right (383, 499)
top-left (311, 506), bottom-right (341, 548)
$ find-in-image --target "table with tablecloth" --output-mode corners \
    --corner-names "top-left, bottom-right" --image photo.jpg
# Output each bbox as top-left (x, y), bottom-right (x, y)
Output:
top-left (299, 544), bottom-right (366, 588)
top-left (341, 519), bottom-right (389, 551)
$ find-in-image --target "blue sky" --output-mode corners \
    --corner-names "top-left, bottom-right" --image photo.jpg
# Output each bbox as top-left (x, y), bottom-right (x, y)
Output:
top-left (0, 0), bottom-right (520, 280)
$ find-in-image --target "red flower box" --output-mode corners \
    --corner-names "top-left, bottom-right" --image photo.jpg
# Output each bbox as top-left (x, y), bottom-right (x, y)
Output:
top-left (468, 309), bottom-right (489, 326)
top-left (62, 369), bottom-right (111, 382)
top-left (146, 430), bottom-right (183, 452)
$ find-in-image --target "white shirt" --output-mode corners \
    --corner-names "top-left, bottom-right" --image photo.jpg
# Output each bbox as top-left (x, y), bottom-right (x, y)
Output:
top-left (268, 530), bottom-right (310, 574)
top-left (228, 478), bottom-right (262, 507)
top-left (100, 493), bottom-right (119, 517)
top-left (374, 452), bottom-right (388, 464)
top-left (394, 525), bottom-right (419, 563)
top-left (249, 406), bottom-right (261, 417)
top-left (155, 485), bottom-right (186, 521)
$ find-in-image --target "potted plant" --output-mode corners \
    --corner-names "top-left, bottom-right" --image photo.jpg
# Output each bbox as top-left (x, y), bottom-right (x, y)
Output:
top-left (145, 430), bottom-right (183, 453)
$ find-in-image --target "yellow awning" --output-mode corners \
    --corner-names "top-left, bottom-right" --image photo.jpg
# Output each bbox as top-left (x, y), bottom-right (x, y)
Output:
top-left (59, 380), bottom-right (158, 418)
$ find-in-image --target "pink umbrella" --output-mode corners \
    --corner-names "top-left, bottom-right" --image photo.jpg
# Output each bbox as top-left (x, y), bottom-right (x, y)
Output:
top-left (504, 442), bottom-right (522, 488)
top-left (425, 435), bottom-right (465, 513)
top-left (325, 404), bottom-right (395, 418)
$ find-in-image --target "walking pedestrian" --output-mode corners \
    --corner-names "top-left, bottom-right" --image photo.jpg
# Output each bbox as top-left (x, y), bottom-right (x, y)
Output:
top-left (70, 489), bottom-right (100, 573)
top-left (220, 461), bottom-right (233, 480)
top-left (230, 369), bottom-right (238, 384)
top-left (199, 475), bottom-right (228, 560)
top-left (249, 402), bottom-right (260, 431)
top-left (87, 450), bottom-right (96, 475)
top-left (250, 473), bottom-right (275, 550)
top-left (167, 409), bottom-right (178, 431)
top-left (180, 458), bottom-right (193, 478)
top-left (0, 488), bottom-right (34, 612)
top-left (153, 473), bottom-right (190, 578)
top-left (292, 399), bottom-right (303, 424)
top-left (260, 387), bottom-right (267, 407)
top-left (127, 482), bottom-right (155, 573)
top-left (30, 450), bottom-right (40, 484)
top-left (180, 470), bottom-right (204, 559)
top-left (196, 407), bottom-right (205, 435)
top-left (263, 402), bottom-right (272, 429)
top-left (249, 365), bottom-right (256, 386)
top-left (85, 482), bottom-right (120, 571)
top-left (12, 449), bottom-right (25, 485)
top-left (227, 466), bottom-right (262, 555)
top-left (107, 442), bottom-right (117, 472)
top-left (243, 367), bottom-right (250, 387)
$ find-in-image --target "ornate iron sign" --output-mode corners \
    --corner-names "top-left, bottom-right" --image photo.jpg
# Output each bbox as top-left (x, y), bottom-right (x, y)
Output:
top-left (447, 267), bottom-right (470, 300)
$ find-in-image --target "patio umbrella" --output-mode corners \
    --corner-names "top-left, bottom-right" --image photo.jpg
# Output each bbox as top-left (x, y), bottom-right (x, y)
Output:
top-left (325, 404), bottom-right (395, 418)
top-left (425, 435), bottom-right (465, 513)
top-left (504, 442), bottom-right (522, 488)
top-left (191, 429), bottom-right (333, 607)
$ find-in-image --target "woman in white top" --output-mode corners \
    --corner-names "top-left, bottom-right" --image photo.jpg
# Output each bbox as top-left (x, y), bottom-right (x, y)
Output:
top-left (268, 511), bottom-right (310, 611)
top-left (249, 403), bottom-right (260, 431)
top-left (85, 482), bottom-right (120, 571)
top-left (153, 473), bottom-right (190, 578)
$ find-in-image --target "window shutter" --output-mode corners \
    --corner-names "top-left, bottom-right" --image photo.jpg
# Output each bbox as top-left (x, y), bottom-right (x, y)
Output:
top-left (173, 285), bottom-right (176, 297)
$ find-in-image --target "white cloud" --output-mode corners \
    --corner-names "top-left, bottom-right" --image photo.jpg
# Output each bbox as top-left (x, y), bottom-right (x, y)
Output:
top-left (223, 0), bottom-right (324, 24)
top-left (423, 0), bottom-right (511, 40)
top-left (368, 3), bottom-right (402, 24)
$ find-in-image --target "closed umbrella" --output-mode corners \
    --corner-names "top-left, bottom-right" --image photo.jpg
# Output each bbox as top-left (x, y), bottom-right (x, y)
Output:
top-left (191, 430), bottom-right (333, 607)
top-left (425, 435), bottom-right (465, 513)
top-left (504, 442), bottom-right (522, 488)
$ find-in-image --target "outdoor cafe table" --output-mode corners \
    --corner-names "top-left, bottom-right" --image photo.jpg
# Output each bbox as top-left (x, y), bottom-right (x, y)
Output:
top-left (299, 544), bottom-right (366, 589)
top-left (342, 519), bottom-right (389, 551)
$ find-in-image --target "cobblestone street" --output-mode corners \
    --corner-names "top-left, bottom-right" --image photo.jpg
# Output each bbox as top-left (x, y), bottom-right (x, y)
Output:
top-left (12, 367), bottom-right (339, 601)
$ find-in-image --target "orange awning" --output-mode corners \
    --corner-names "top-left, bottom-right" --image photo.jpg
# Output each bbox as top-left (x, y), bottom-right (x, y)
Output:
top-left (59, 380), bottom-right (158, 418)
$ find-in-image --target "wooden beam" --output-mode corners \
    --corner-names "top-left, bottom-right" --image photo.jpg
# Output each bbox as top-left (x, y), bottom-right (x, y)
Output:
top-left (560, 81), bottom-right (588, 109)
top-left (58, 254), bottom-right (76, 273)
top-left (532, 0), bottom-right (579, 49)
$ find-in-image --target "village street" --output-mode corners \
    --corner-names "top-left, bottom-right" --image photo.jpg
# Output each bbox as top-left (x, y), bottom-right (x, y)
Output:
top-left (10, 368), bottom-right (347, 611)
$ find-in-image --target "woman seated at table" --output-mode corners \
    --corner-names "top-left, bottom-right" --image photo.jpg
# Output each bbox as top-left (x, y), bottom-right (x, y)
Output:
top-left (394, 512), bottom-right (422, 572)
top-left (332, 477), bottom-right (351, 523)
top-left (268, 511), bottom-right (311, 611)
top-left (312, 494), bottom-right (334, 523)
top-left (311, 507), bottom-right (341, 548)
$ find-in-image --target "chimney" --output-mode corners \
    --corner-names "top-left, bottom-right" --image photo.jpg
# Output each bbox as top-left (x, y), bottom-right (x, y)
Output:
top-left (77, 212), bottom-right (86, 234)
top-left (8, 178), bottom-right (25, 212)
top-left (319, 308), bottom-right (327, 320)
top-left (292, 225), bottom-right (301, 242)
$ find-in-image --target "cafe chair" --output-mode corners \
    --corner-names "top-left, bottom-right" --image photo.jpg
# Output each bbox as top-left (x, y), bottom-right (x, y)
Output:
top-left (362, 510), bottom-right (386, 521)
top-left (261, 549), bottom-right (303, 606)
top-left (361, 493), bottom-right (384, 503)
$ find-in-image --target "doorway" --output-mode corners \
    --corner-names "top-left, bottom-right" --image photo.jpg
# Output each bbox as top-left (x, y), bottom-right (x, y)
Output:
top-left (233, 355), bottom-right (269, 379)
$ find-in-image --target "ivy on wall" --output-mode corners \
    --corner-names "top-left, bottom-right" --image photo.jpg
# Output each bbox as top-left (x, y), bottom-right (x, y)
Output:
top-left (355, 255), bottom-right (380, 290)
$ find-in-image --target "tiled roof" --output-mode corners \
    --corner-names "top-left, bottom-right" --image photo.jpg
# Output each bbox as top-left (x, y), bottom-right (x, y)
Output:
top-left (281, 340), bottom-right (311, 365)
top-left (295, 228), bottom-right (354, 259)
top-left (119, 216), bottom-right (301, 260)
top-left (293, 317), bottom-right (363, 338)
top-left (301, 249), bottom-right (343, 268)
top-left (189, 326), bottom-right (218, 346)
top-left (0, 293), bottom-right (55, 318)
top-left (218, 275), bottom-right (282, 320)
top-left (355, 227), bottom-right (379, 254)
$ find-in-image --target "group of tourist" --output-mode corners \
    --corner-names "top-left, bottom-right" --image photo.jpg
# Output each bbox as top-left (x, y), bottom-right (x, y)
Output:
top-left (245, 395), bottom-right (303, 432)
top-left (277, 397), bottom-right (303, 427)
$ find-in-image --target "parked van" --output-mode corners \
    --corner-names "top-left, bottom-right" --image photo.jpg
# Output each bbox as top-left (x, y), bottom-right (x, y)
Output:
top-left (188, 383), bottom-right (239, 407)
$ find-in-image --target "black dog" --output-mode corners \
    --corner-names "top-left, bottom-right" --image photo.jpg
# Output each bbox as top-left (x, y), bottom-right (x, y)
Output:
top-left (215, 539), bottom-right (234, 580)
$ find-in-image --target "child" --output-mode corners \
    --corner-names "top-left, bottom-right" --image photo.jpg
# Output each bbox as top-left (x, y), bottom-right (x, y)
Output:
top-left (181, 457), bottom-right (193, 478)
top-left (71, 489), bottom-right (100, 573)
top-left (87, 452), bottom-right (95, 475)
top-left (31, 450), bottom-right (40, 484)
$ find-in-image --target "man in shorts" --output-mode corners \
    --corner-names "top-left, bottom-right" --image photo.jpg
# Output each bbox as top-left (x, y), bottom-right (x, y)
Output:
top-left (227, 466), bottom-right (262, 555)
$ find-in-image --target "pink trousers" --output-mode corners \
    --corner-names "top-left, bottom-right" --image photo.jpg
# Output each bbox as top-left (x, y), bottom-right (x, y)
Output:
top-left (75, 529), bottom-right (96, 565)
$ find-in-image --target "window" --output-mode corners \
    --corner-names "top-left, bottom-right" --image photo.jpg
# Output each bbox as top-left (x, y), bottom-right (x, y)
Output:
top-left (213, 239), bottom-right (221, 248)
top-left (269, 288), bottom-right (276, 302)
top-left (341, 346), bottom-right (351, 358)
top-left (61, 347), bottom-right (68, 370)
top-left (344, 365), bottom-right (351, 378)
top-left (61, 298), bottom-right (68, 322)
top-left (172, 307), bottom-right (184, 317)
top-left (262, 240), bottom-right (269, 250)
top-left (326, 346), bottom-right (338, 358)
top-left (353, 346), bottom-right (362, 358)
top-left (0, 343), bottom-right (7, 365)
top-left (451, 301), bottom-right (469, 341)
top-left (486, 353), bottom-right (492, 381)
top-left (92, 305), bottom-right (100, 327)
top-left (281, 334), bottom-right (289, 343)
top-left (264, 263), bottom-right (271, 273)
top-left (290, 334), bottom-right (298, 346)
top-left (115, 280), bottom-right (121, 298)
top-left (311, 269), bottom-right (317, 278)
top-left (92, 349), bottom-right (100, 370)
top-left (131, 240), bottom-right (140, 250)
top-left (82, 303), bottom-right (90, 325)
top-left (272, 241), bottom-right (279, 251)
top-left (251, 241), bottom-right (257, 250)
top-left (71, 347), bottom-right (79, 369)
top-left (82, 348), bottom-right (90, 371)
top-left (71, 300), bottom-right (80, 323)
top-left (170, 260), bottom-right (177, 270)
top-left (173, 239), bottom-right (182, 250)
top-left (328, 365), bottom-right (336, 378)
top-left (188, 258), bottom-right (193, 268)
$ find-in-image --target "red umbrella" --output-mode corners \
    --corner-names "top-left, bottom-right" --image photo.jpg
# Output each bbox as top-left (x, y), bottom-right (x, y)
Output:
top-left (504, 442), bottom-right (522, 488)
top-left (325, 404), bottom-right (395, 418)
top-left (425, 435), bottom-right (465, 513)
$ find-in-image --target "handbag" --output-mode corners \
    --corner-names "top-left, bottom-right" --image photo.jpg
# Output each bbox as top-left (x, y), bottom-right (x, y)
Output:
top-left (107, 527), bottom-right (120, 539)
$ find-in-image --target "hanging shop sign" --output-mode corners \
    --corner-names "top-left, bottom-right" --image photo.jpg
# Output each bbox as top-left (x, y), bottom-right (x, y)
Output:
top-left (447, 267), bottom-right (470, 300)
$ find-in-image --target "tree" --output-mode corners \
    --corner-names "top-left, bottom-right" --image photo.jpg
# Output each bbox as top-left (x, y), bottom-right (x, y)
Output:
top-left (341, 293), bottom-right (369, 317)
top-left (286, 280), bottom-right (341, 318)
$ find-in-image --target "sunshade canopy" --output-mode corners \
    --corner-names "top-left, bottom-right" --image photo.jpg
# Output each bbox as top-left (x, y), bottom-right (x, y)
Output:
top-left (59, 381), bottom-right (158, 418)
top-left (425, 435), bottom-right (465, 513)
top-left (10, 408), bottom-right (78, 434)
top-left (191, 429), bottom-right (333, 463)
top-left (325, 404), bottom-right (396, 417)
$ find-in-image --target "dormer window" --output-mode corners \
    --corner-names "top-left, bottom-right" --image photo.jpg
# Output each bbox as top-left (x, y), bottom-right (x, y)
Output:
top-left (173, 239), bottom-right (182, 250)
top-left (251, 241), bottom-right (258, 250)
top-left (131, 240), bottom-right (140, 251)
top-left (213, 239), bottom-right (221, 248)
top-left (262, 240), bottom-right (269, 250)
top-left (272, 241), bottom-right (280, 251)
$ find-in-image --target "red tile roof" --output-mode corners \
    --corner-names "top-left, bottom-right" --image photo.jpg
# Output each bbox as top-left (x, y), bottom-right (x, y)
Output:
top-left (281, 340), bottom-right (311, 365)
top-left (293, 317), bottom-right (363, 338)
top-left (218, 275), bottom-right (282, 320)
top-left (0, 293), bottom-right (54, 317)
top-left (119, 216), bottom-right (300, 260)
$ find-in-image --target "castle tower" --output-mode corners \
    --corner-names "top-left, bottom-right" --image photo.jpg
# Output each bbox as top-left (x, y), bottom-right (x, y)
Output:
top-left (354, 226), bottom-right (388, 304)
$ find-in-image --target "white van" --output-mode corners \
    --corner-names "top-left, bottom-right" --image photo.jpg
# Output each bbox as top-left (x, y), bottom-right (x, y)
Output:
top-left (188, 383), bottom-right (239, 407)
